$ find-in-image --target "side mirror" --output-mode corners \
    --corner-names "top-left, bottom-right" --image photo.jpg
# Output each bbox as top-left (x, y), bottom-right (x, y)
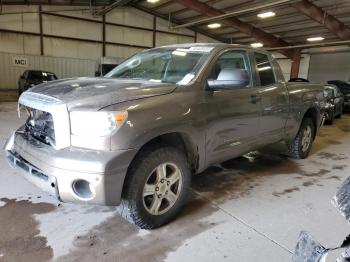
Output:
top-left (207, 69), bottom-right (249, 89)
top-left (95, 71), bottom-right (101, 77)
top-left (20, 75), bottom-right (25, 79)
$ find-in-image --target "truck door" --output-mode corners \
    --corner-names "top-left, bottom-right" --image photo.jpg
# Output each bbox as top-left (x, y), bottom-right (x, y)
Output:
top-left (253, 52), bottom-right (289, 144)
top-left (204, 49), bottom-right (261, 166)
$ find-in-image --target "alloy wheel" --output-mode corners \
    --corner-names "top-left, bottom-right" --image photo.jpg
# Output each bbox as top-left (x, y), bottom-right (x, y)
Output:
top-left (142, 163), bottom-right (183, 216)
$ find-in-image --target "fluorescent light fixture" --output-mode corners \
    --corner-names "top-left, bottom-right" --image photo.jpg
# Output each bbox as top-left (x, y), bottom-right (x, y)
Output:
top-left (251, 42), bottom-right (263, 48)
top-left (147, 0), bottom-right (160, 3)
top-left (258, 66), bottom-right (271, 71)
top-left (257, 11), bottom-right (275, 19)
top-left (207, 23), bottom-right (221, 29)
top-left (307, 36), bottom-right (325, 42)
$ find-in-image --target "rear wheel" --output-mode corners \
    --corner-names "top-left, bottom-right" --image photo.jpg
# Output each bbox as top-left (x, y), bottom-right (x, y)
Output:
top-left (118, 146), bottom-right (191, 229)
top-left (326, 111), bottom-right (334, 125)
top-left (288, 117), bottom-right (315, 159)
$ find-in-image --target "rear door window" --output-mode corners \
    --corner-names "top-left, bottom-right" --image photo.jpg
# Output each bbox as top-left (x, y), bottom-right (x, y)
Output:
top-left (254, 53), bottom-right (276, 86)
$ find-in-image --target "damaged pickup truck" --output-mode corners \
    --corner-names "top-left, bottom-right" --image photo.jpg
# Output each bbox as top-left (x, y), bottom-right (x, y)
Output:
top-left (4, 43), bottom-right (325, 229)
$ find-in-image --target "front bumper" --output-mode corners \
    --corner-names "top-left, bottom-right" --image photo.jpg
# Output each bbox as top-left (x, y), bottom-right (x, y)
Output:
top-left (4, 132), bottom-right (136, 206)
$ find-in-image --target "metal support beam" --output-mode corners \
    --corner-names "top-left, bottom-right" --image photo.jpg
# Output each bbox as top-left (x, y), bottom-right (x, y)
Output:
top-left (290, 49), bottom-right (301, 78)
top-left (39, 5), bottom-right (43, 55)
top-left (133, 4), bottom-right (227, 43)
top-left (40, 11), bottom-right (195, 38)
top-left (173, 0), bottom-right (295, 58)
top-left (267, 39), bottom-right (350, 50)
top-left (171, 0), bottom-right (297, 29)
top-left (152, 15), bottom-right (156, 47)
top-left (93, 0), bottom-right (135, 16)
top-left (171, 0), bottom-right (221, 17)
top-left (102, 14), bottom-right (106, 56)
top-left (292, 0), bottom-right (350, 40)
top-left (0, 28), bottom-right (151, 49)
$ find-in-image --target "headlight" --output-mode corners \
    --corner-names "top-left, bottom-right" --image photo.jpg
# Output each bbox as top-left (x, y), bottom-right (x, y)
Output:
top-left (70, 111), bottom-right (127, 137)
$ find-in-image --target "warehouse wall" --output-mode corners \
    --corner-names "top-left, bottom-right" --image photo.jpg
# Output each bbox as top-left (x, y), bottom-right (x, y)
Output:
top-left (0, 52), bottom-right (97, 90)
top-left (308, 52), bottom-right (350, 83)
top-left (0, 5), bottom-right (219, 89)
top-left (274, 54), bottom-right (310, 81)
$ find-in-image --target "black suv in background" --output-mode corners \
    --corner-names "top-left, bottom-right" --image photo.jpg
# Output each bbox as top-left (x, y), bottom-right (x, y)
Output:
top-left (18, 70), bottom-right (58, 96)
top-left (327, 80), bottom-right (350, 110)
top-left (323, 84), bottom-right (344, 124)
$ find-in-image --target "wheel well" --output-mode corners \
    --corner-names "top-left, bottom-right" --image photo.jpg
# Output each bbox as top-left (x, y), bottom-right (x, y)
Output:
top-left (303, 107), bottom-right (318, 139)
top-left (121, 133), bottom-right (199, 197)
top-left (146, 133), bottom-right (198, 170)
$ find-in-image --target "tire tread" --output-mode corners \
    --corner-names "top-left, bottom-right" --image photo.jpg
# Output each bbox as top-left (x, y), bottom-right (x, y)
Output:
top-left (288, 117), bottom-right (315, 159)
top-left (118, 146), bottom-right (190, 229)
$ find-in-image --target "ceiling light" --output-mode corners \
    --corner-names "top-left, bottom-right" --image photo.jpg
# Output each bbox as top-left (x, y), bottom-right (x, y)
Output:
top-left (251, 42), bottom-right (263, 48)
top-left (207, 23), bottom-right (221, 29)
top-left (257, 11), bottom-right (276, 19)
top-left (307, 36), bottom-right (324, 42)
top-left (147, 0), bottom-right (160, 3)
top-left (258, 66), bottom-right (271, 71)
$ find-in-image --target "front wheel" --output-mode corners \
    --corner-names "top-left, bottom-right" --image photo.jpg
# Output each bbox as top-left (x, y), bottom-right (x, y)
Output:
top-left (326, 110), bottom-right (334, 125)
top-left (335, 105), bottom-right (343, 119)
top-left (288, 117), bottom-right (315, 159)
top-left (118, 146), bottom-right (191, 229)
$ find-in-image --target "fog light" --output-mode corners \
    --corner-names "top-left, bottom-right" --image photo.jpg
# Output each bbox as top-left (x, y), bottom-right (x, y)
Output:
top-left (72, 179), bottom-right (95, 200)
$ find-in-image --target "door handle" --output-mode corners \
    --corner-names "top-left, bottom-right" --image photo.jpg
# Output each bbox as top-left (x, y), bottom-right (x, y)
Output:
top-left (250, 94), bottom-right (261, 104)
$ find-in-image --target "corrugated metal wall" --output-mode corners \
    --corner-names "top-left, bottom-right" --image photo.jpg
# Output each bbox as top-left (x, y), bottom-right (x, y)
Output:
top-left (0, 5), bottom-right (220, 91)
top-left (308, 52), bottom-right (350, 83)
top-left (0, 6), bottom-right (219, 62)
top-left (273, 53), bottom-right (310, 81)
top-left (276, 56), bottom-right (310, 81)
top-left (0, 52), bottom-right (97, 89)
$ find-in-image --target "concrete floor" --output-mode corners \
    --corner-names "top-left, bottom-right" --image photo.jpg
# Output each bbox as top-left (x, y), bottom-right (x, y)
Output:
top-left (0, 101), bottom-right (349, 262)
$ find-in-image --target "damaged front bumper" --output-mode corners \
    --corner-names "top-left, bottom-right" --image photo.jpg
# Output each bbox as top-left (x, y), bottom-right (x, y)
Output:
top-left (4, 131), bottom-right (136, 206)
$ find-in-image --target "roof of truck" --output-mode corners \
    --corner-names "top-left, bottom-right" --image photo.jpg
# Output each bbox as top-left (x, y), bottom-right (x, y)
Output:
top-left (156, 43), bottom-right (270, 54)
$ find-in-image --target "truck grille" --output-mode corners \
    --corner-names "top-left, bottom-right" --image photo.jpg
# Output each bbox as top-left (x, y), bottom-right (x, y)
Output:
top-left (25, 108), bottom-right (55, 146)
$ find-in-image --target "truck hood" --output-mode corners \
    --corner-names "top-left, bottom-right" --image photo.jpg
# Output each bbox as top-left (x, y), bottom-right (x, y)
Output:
top-left (27, 77), bottom-right (177, 111)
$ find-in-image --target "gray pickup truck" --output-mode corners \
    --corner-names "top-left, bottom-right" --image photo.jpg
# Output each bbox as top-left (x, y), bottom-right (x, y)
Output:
top-left (5, 43), bottom-right (325, 228)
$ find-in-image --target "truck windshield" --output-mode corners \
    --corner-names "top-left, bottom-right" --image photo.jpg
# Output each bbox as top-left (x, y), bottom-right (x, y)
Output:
top-left (105, 47), bottom-right (212, 84)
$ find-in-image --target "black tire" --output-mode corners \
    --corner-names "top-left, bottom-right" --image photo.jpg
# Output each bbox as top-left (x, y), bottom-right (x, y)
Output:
top-left (336, 105), bottom-right (343, 118)
top-left (118, 146), bottom-right (191, 229)
top-left (326, 111), bottom-right (334, 125)
top-left (288, 117), bottom-right (315, 159)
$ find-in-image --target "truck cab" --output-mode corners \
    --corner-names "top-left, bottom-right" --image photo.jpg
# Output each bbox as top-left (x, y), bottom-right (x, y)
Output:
top-left (5, 43), bottom-right (324, 229)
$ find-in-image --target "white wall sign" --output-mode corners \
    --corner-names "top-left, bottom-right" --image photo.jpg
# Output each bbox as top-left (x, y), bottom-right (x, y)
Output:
top-left (12, 57), bottom-right (28, 67)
